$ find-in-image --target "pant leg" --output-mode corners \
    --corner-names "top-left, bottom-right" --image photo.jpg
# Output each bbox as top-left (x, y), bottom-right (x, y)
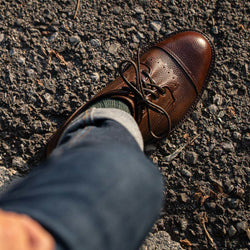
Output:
top-left (0, 108), bottom-right (163, 250)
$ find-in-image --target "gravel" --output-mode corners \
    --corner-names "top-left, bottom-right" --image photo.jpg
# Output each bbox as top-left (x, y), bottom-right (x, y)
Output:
top-left (69, 35), bottom-right (81, 44)
top-left (90, 39), bottom-right (101, 47)
top-left (0, 0), bottom-right (249, 249)
top-left (140, 231), bottom-right (182, 250)
top-left (0, 33), bottom-right (4, 43)
top-left (228, 225), bottom-right (237, 237)
top-left (150, 21), bottom-right (162, 32)
top-left (185, 151), bottom-right (198, 164)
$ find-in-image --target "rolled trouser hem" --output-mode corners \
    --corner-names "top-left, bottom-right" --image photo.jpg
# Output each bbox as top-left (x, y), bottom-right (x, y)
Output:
top-left (59, 108), bottom-right (144, 151)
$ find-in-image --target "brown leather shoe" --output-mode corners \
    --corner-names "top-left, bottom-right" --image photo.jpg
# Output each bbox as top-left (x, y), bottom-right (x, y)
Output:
top-left (46, 30), bottom-right (215, 156)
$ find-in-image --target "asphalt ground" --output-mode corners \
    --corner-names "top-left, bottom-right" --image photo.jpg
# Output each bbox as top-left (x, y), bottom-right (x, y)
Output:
top-left (0, 0), bottom-right (249, 249)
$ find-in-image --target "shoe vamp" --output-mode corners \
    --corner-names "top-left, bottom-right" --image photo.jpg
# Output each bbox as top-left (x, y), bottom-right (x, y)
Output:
top-left (139, 48), bottom-right (198, 140)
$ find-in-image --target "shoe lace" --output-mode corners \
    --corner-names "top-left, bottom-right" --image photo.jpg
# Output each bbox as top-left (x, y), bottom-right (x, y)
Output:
top-left (118, 48), bottom-right (172, 139)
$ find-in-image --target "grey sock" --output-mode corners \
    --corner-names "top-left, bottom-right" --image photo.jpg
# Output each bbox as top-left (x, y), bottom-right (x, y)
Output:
top-left (89, 98), bottom-right (132, 115)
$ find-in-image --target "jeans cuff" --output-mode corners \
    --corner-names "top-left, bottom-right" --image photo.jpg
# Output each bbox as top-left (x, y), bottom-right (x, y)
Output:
top-left (59, 108), bottom-right (144, 151)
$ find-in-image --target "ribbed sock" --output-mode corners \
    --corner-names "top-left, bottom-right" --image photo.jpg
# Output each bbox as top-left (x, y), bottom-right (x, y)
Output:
top-left (89, 98), bottom-right (132, 115)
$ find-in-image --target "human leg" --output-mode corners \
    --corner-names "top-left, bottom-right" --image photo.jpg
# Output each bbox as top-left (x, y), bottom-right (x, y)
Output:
top-left (0, 108), bottom-right (163, 250)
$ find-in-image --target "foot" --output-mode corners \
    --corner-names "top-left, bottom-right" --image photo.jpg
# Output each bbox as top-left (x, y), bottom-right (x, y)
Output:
top-left (47, 30), bottom-right (215, 156)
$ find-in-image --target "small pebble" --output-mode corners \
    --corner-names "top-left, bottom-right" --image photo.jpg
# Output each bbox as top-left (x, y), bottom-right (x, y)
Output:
top-left (244, 63), bottom-right (248, 76)
top-left (213, 94), bottom-right (223, 105)
top-left (90, 39), bottom-right (101, 47)
top-left (9, 49), bottom-right (15, 56)
top-left (228, 184), bottom-right (235, 193)
top-left (49, 32), bottom-right (58, 41)
top-left (236, 221), bottom-right (248, 232)
top-left (185, 151), bottom-right (198, 164)
top-left (179, 193), bottom-right (188, 203)
top-left (8, 72), bottom-right (15, 83)
top-left (113, 62), bottom-right (118, 69)
top-left (190, 9), bottom-right (196, 14)
top-left (0, 33), bottom-right (4, 43)
top-left (208, 104), bottom-right (218, 114)
top-left (228, 225), bottom-right (237, 237)
top-left (112, 6), bottom-right (122, 15)
top-left (108, 43), bottom-right (120, 54)
top-left (141, 231), bottom-right (182, 250)
top-left (43, 93), bottom-right (53, 105)
top-left (152, 156), bottom-right (158, 164)
top-left (230, 70), bottom-right (238, 78)
top-left (235, 187), bottom-right (244, 198)
top-left (180, 219), bottom-right (188, 231)
top-left (212, 26), bottom-right (219, 34)
top-left (132, 34), bottom-right (140, 43)
top-left (135, 6), bottom-right (144, 14)
top-left (247, 228), bottom-right (250, 240)
top-left (222, 142), bottom-right (234, 152)
top-left (157, 218), bottom-right (165, 227)
top-left (150, 21), bottom-right (162, 32)
top-left (17, 57), bottom-right (25, 65)
top-left (205, 9), bottom-right (213, 18)
top-left (26, 69), bottom-right (35, 77)
top-left (233, 131), bottom-right (241, 140)
top-left (12, 157), bottom-right (28, 172)
top-left (137, 32), bottom-right (145, 39)
top-left (181, 168), bottom-right (192, 178)
top-left (207, 202), bottom-right (216, 209)
top-left (69, 35), bottom-right (81, 44)
top-left (15, 18), bottom-right (23, 26)
top-left (90, 72), bottom-right (100, 82)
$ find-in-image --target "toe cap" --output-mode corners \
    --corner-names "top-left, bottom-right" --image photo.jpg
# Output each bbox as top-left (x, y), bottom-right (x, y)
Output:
top-left (155, 31), bottom-right (214, 92)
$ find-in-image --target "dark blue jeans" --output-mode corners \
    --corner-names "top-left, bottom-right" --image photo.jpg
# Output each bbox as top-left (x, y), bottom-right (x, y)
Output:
top-left (0, 108), bottom-right (163, 250)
